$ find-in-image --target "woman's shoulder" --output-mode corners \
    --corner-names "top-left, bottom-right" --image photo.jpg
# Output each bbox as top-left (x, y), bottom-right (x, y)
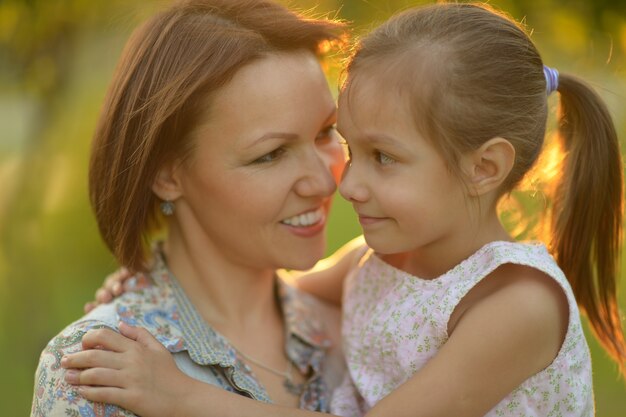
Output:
top-left (36, 297), bottom-right (132, 374)
top-left (31, 316), bottom-right (133, 417)
top-left (31, 272), bottom-right (179, 417)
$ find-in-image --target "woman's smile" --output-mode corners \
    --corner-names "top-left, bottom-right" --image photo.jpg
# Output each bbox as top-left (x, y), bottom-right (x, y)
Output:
top-left (280, 206), bottom-right (328, 237)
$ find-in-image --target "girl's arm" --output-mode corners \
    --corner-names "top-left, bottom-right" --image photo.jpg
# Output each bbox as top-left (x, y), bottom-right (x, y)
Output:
top-left (85, 236), bottom-right (367, 312)
top-left (288, 235), bottom-right (366, 306)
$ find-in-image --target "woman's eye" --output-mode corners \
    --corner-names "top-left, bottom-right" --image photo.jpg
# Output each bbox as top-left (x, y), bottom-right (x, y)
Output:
top-left (253, 147), bottom-right (285, 164)
top-left (376, 151), bottom-right (395, 165)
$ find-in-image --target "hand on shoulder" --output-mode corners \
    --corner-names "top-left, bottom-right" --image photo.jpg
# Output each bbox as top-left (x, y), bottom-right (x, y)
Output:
top-left (32, 320), bottom-right (134, 417)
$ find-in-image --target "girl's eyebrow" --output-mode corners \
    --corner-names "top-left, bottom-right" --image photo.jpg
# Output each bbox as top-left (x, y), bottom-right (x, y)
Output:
top-left (361, 132), bottom-right (411, 153)
top-left (365, 133), bottom-right (398, 146)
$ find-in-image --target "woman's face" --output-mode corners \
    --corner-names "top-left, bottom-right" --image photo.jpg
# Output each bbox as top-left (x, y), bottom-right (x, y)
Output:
top-left (170, 51), bottom-right (343, 271)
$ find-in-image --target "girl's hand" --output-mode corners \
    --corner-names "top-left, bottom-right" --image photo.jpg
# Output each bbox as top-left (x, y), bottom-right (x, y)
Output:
top-left (61, 322), bottom-right (189, 417)
top-left (84, 268), bottom-right (145, 313)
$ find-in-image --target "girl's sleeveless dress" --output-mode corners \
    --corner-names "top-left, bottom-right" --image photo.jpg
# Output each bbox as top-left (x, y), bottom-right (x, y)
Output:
top-left (331, 241), bottom-right (593, 417)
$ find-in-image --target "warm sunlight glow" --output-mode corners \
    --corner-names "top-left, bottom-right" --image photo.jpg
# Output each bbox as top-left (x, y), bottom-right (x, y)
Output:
top-left (498, 133), bottom-right (564, 241)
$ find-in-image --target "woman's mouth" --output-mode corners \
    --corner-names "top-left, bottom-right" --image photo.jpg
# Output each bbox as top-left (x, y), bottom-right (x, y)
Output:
top-left (281, 207), bottom-right (324, 227)
top-left (280, 207), bottom-right (326, 237)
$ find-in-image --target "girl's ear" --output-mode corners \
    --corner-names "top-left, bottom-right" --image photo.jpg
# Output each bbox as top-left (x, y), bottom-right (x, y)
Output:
top-left (152, 159), bottom-right (184, 202)
top-left (461, 137), bottom-right (515, 196)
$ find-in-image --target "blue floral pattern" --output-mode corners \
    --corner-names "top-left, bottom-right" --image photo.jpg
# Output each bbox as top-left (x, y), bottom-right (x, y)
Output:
top-left (31, 246), bottom-right (340, 416)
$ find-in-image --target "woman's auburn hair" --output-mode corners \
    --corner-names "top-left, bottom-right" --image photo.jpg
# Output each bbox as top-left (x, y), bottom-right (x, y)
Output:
top-left (88, 0), bottom-right (344, 272)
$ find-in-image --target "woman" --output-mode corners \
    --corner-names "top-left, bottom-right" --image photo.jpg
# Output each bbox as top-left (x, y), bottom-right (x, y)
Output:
top-left (31, 0), bottom-right (351, 415)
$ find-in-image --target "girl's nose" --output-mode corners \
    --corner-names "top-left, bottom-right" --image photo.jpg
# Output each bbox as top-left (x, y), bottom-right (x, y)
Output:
top-left (338, 162), bottom-right (369, 203)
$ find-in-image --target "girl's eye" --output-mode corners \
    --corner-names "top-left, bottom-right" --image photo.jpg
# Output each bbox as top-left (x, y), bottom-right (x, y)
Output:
top-left (316, 125), bottom-right (336, 144)
top-left (375, 151), bottom-right (395, 165)
top-left (252, 147), bottom-right (285, 164)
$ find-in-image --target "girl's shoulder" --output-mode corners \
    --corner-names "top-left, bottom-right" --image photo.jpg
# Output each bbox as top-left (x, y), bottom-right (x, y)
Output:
top-left (449, 241), bottom-right (572, 327)
top-left (354, 240), bottom-right (564, 286)
top-left (455, 241), bottom-right (562, 280)
top-left (448, 242), bottom-right (573, 372)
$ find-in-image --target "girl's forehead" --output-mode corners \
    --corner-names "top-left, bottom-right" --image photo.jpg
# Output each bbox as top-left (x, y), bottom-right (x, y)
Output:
top-left (338, 56), bottom-right (441, 138)
top-left (341, 46), bottom-right (441, 102)
top-left (338, 97), bottom-right (421, 153)
top-left (339, 74), bottom-right (388, 112)
top-left (339, 75), bottom-right (414, 127)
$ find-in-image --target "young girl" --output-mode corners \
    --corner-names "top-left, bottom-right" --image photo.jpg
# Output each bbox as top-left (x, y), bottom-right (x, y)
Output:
top-left (63, 3), bottom-right (625, 416)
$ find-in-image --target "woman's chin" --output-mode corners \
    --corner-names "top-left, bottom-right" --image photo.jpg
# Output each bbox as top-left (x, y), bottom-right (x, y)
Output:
top-left (283, 249), bottom-right (325, 272)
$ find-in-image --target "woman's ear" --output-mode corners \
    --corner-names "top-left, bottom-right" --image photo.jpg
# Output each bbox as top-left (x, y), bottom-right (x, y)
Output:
top-left (460, 137), bottom-right (515, 196)
top-left (152, 160), bottom-right (183, 202)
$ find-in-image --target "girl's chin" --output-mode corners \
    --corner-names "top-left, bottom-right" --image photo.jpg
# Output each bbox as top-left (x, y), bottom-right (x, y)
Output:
top-left (362, 234), bottom-right (404, 255)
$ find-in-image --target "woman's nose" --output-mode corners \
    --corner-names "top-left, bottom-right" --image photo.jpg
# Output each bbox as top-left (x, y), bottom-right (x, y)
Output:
top-left (294, 148), bottom-right (338, 198)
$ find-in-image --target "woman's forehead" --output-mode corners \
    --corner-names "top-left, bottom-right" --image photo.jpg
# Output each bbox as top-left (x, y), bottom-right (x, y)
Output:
top-left (190, 52), bottom-right (336, 147)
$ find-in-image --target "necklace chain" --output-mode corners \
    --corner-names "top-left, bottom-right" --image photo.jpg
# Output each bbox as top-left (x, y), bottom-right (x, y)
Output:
top-left (231, 346), bottom-right (305, 396)
top-left (233, 347), bottom-right (293, 379)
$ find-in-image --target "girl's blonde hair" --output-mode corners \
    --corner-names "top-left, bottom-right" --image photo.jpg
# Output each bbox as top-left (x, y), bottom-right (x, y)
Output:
top-left (345, 2), bottom-right (625, 374)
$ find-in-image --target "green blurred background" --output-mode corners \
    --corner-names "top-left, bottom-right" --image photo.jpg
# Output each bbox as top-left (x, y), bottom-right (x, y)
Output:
top-left (1, 0), bottom-right (625, 415)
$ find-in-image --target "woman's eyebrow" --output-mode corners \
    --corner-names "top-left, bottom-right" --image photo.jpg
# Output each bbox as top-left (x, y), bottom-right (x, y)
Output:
top-left (249, 108), bottom-right (337, 147)
top-left (248, 131), bottom-right (299, 148)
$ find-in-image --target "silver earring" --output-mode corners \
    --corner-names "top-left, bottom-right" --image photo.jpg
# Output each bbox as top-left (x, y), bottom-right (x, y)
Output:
top-left (160, 200), bottom-right (175, 216)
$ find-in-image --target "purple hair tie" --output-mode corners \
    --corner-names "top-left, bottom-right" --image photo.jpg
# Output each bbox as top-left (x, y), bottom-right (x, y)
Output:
top-left (543, 65), bottom-right (559, 95)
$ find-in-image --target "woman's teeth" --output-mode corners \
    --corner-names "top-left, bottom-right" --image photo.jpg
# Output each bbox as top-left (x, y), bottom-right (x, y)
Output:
top-left (281, 208), bottom-right (323, 227)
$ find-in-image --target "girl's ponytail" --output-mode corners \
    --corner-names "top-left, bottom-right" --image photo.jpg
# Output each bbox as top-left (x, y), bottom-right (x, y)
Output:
top-left (551, 73), bottom-right (626, 373)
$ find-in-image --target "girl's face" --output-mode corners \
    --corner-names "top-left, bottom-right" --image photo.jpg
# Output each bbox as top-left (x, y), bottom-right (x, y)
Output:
top-left (337, 77), bottom-right (469, 256)
top-left (171, 52), bottom-right (343, 271)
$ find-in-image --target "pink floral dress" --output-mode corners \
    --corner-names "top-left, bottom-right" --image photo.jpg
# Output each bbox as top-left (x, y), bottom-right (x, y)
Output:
top-left (331, 241), bottom-right (593, 417)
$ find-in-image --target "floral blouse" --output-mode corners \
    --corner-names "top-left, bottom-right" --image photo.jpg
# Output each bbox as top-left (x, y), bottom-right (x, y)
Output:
top-left (31, 248), bottom-right (344, 417)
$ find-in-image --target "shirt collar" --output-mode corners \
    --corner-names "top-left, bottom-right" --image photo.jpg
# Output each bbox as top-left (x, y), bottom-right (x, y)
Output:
top-left (276, 273), bottom-right (333, 350)
top-left (147, 247), bottom-right (236, 367)
top-left (276, 273), bottom-right (333, 374)
top-left (135, 246), bottom-right (333, 371)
